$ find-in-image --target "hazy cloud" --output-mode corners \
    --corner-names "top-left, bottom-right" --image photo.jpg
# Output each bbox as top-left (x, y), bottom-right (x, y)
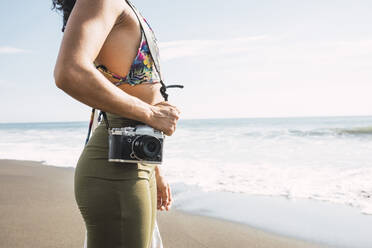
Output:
top-left (159, 36), bottom-right (372, 72)
top-left (159, 35), bottom-right (269, 61)
top-left (0, 46), bottom-right (30, 54)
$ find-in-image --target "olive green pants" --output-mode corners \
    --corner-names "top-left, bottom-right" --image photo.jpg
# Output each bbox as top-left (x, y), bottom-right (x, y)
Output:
top-left (74, 113), bottom-right (157, 248)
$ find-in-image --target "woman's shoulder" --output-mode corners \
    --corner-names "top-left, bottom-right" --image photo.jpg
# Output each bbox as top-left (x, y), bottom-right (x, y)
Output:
top-left (114, 1), bottom-right (143, 28)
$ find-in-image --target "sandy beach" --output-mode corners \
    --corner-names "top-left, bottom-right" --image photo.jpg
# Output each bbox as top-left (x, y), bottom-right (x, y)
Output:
top-left (0, 159), bottom-right (329, 248)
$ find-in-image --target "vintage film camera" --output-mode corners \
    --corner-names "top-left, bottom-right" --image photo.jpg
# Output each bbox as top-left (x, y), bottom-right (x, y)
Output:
top-left (108, 125), bottom-right (164, 164)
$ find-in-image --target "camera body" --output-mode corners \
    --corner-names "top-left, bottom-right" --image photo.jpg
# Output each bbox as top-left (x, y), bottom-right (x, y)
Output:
top-left (108, 125), bottom-right (164, 164)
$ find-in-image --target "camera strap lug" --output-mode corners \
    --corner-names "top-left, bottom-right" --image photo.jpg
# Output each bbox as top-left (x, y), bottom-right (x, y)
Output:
top-left (98, 111), bottom-right (110, 130)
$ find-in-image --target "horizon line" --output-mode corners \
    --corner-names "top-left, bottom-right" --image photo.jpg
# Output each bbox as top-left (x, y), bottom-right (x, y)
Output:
top-left (1, 114), bottom-right (371, 125)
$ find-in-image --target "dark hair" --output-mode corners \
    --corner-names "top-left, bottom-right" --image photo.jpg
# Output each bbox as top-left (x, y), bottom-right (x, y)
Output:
top-left (51, 0), bottom-right (77, 32)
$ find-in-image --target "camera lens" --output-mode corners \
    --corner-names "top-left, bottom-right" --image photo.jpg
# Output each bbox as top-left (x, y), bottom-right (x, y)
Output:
top-left (147, 141), bottom-right (157, 153)
top-left (133, 135), bottom-right (161, 160)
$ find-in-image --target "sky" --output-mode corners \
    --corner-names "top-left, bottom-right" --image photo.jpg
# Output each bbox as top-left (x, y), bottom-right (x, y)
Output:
top-left (0, 0), bottom-right (371, 123)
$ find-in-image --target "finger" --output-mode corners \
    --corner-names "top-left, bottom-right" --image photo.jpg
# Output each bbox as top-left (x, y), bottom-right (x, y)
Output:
top-left (156, 101), bottom-right (173, 108)
top-left (164, 130), bottom-right (172, 136)
top-left (173, 112), bottom-right (180, 120)
top-left (169, 108), bottom-right (180, 119)
top-left (167, 184), bottom-right (172, 205)
top-left (164, 128), bottom-right (174, 136)
top-left (157, 192), bottom-right (162, 209)
top-left (163, 186), bottom-right (171, 211)
top-left (166, 185), bottom-right (172, 210)
top-left (173, 106), bottom-right (181, 115)
top-left (162, 185), bottom-right (169, 208)
top-left (157, 101), bottom-right (179, 115)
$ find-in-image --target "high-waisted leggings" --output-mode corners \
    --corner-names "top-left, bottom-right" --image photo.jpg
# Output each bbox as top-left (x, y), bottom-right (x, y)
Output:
top-left (74, 113), bottom-right (157, 248)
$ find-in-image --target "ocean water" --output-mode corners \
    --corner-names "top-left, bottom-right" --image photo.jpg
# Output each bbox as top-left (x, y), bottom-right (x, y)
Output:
top-left (1, 116), bottom-right (372, 216)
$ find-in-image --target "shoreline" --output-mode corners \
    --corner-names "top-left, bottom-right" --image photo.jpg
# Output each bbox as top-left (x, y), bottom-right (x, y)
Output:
top-left (0, 159), bottom-right (331, 248)
top-left (171, 183), bottom-right (372, 248)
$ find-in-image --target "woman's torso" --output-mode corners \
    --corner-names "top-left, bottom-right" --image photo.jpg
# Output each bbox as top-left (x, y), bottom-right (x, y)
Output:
top-left (94, 1), bottom-right (163, 106)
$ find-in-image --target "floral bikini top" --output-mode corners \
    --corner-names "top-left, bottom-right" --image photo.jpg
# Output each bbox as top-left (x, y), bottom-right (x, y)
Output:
top-left (93, 19), bottom-right (160, 86)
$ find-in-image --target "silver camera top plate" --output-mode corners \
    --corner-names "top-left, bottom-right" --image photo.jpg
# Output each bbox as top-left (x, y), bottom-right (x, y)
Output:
top-left (109, 125), bottom-right (164, 139)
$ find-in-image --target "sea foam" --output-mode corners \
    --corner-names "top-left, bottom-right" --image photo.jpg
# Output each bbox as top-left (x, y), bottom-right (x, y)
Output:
top-left (1, 116), bottom-right (372, 215)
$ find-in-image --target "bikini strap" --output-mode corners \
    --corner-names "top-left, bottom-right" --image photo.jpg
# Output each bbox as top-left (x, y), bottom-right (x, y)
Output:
top-left (125, 0), bottom-right (183, 101)
top-left (93, 61), bottom-right (126, 85)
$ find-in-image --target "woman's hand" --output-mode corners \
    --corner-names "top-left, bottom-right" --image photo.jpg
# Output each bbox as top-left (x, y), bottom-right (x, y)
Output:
top-left (155, 167), bottom-right (173, 211)
top-left (148, 102), bottom-right (180, 136)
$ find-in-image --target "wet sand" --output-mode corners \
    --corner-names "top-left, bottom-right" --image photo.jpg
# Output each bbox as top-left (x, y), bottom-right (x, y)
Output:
top-left (0, 159), bottom-right (328, 248)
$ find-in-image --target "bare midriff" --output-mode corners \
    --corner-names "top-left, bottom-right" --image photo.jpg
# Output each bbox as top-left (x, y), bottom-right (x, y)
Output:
top-left (103, 73), bottom-right (164, 106)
